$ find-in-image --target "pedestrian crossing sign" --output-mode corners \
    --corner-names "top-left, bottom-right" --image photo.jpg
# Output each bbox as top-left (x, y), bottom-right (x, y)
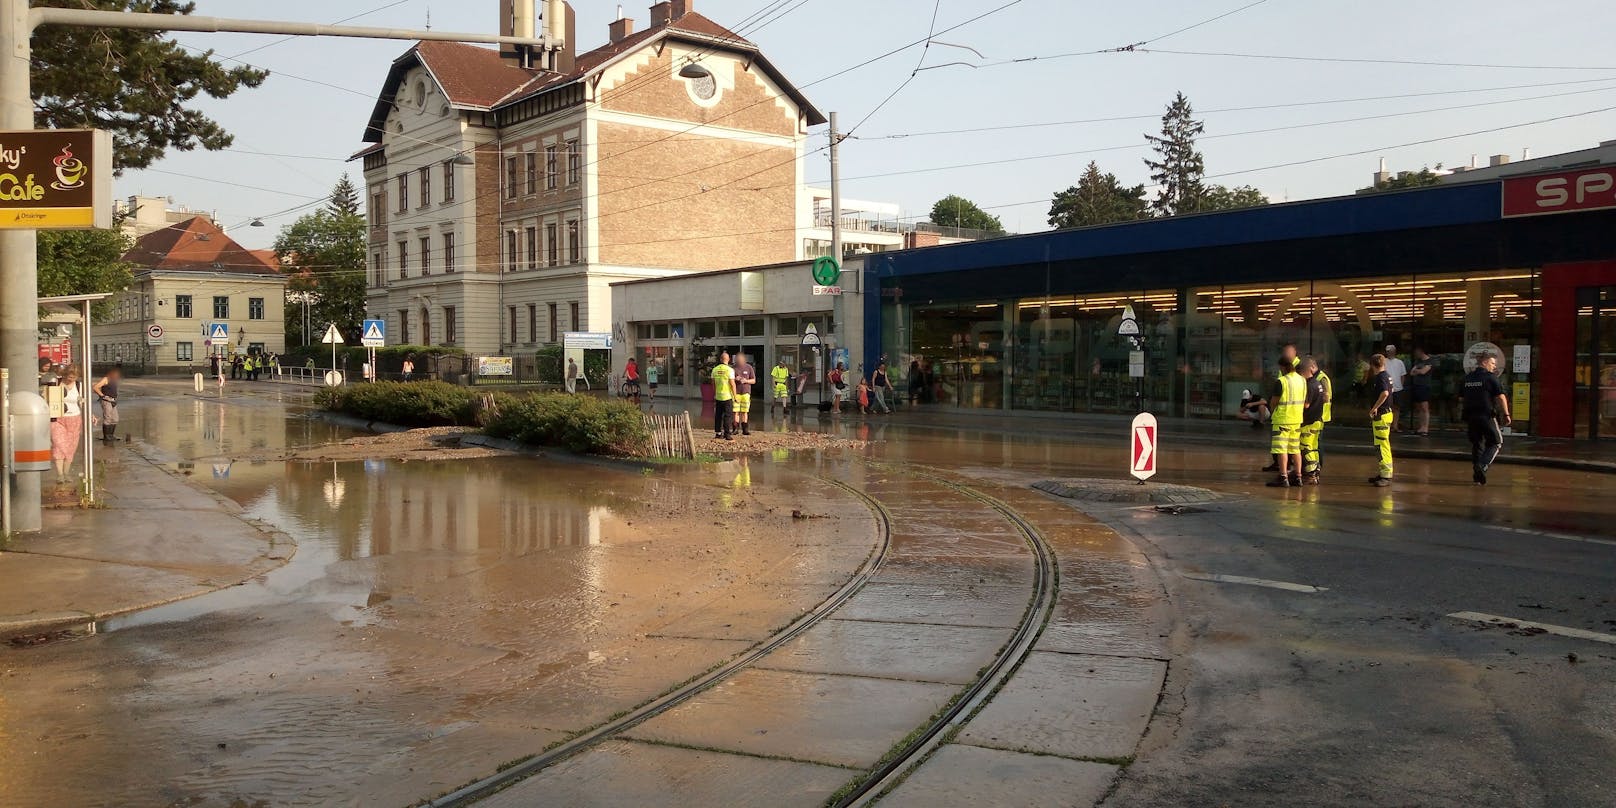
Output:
top-left (207, 323), bottom-right (228, 341)
top-left (361, 318), bottom-right (386, 348)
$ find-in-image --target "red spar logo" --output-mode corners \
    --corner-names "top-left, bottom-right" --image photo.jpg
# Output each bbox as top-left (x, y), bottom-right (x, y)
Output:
top-left (1501, 167), bottom-right (1616, 218)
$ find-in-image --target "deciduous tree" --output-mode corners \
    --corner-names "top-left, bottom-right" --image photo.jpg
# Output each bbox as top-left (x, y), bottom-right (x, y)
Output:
top-left (1360, 166), bottom-right (1445, 193)
top-left (1198, 184), bottom-right (1270, 212)
top-left (1048, 161), bottom-right (1149, 228)
top-left (276, 180), bottom-right (366, 348)
top-left (31, 0), bottom-right (269, 172)
top-left (38, 228), bottom-right (133, 319)
top-left (929, 194), bottom-right (1005, 234)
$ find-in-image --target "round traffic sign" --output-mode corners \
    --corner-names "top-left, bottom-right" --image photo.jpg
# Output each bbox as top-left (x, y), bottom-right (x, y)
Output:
top-left (811, 256), bottom-right (841, 286)
top-left (146, 323), bottom-right (164, 340)
top-left (323, 370), bottom-right (344, 387)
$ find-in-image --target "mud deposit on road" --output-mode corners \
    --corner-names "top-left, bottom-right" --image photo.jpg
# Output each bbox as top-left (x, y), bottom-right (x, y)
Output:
top-left (1, 418), bottom-right (875, 806)
top-left (281, 426), bottom-right (503, 462)
top-left (694, 429), bottom-right (869, 456)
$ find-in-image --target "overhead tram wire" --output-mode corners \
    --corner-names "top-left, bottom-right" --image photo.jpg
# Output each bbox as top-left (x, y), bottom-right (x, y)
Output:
top-left (841, 0), bottom-right (954, 137)
top-left (1135, 48), bottom-right (1616, 72)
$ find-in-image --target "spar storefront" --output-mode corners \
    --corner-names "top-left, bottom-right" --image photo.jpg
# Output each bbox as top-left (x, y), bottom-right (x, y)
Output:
top-left (861, 166), bottom-right (1616, 440)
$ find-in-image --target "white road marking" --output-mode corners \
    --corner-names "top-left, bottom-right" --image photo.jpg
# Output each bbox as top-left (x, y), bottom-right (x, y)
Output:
top-left (1447, 611), bottom-right (1616, 646)
top-left (1182, 573), bottom-right (1328, 593)
top-left (1483, 525), bottom-right (1616, 548)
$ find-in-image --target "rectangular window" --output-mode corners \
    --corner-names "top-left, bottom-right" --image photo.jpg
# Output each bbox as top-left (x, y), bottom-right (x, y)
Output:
top-left (545, 144), bottom-right (557, 190)
top-left (545, 222), bottom-right (558, 266)
top-left (418, 167), bottom-right (431, 208)
top-left (177, 341), bottom-right (193, 362)
top-left (249, 297), bottom-right (265, 320)
top-left (506, 231), bottom-right (518, 272)
top-left (505, 156), bottom-right (518, 199)
top-left (213, 295), bottom-right (229, 319)
top-left (396, 173), bottom-right (408, 213)
top-left (548, 302), bottom-right (558, 342)
top-left (399, 309), bottom-right (410, 344)
top-left (370, 189), bottom-right (386, 226)
top-left (566, 139), bottom-right (580, 186)
top-left (527, 303), bottom-right (537, 343)
top-left (525, 226), bottom-right (537, 270)
top-left (508, 306), bottom-right (517, 344)
top-left (442, 160), bottom-right (455, 202)
top-left (443, 232), bottom-right (455, 273)
top-left (570, 301), bottom-right (580, 333)
top-left (743, 318), bottom-right (765, 337)
top-left (566, 218), bottom-right (580, 264)
top-left (372, 253), bottom-right (383, 287)
top-left (524, 151), bottom-right (537, 195)
top-left (444, 306), bottom-right (456, 344)
top-left (419, 236), bottom-right (430, 274)
top-left (249, 342), bottom-right (265, 356)
top-left (398, 240), bottom-right (409, 278)
top-left (175, 294), bottom-right (192, 319)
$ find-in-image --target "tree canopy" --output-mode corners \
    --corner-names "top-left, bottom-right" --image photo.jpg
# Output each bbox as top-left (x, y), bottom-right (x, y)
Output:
top-left (1143, 92), bottom-right (1207, 216)
top-left (1198, 184), bottom-right (1270, 212)
top-left (31, 0), bottom-right (268, 172)
top-left (39, 228), bottom-right (133, 319)
top-left (929, 194), bottom-right (1005, 234)
top-left (1360, 166), bottom-right (1445, 193)
top-left (1048, 162), bottom-right (1149, 229)
top-left (277, 180), bottom-right (367, 348)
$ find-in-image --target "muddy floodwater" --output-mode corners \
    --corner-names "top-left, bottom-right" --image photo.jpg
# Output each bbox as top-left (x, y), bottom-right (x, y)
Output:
top-left (0, 389), bottom-right (875, 807)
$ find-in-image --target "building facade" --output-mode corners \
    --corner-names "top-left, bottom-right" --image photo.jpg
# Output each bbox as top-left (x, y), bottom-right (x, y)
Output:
top-left (97, 216), bottom-right (286, 373)
top-left (357, 0), bottom-right (824, 357)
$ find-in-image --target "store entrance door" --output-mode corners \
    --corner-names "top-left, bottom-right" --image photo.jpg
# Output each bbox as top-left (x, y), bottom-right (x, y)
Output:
top-left (1574, 285), bottom-right (1616, 440)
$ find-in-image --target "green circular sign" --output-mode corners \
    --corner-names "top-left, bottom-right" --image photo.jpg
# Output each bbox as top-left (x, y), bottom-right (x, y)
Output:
top-left (811, 256), bottom-right (841, 286)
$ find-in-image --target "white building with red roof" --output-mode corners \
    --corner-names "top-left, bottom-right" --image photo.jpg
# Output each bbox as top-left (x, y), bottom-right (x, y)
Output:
top-left (355, 0), bottom-right (825, 355)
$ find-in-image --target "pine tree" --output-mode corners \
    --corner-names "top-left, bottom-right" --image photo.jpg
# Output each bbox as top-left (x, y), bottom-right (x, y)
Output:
top-left (1048, 162), bottom-right (1150, 229)
top-left (329, 174), bottom-right (361, 217)
top-left (1143, 92), bottom-right (1207, 216)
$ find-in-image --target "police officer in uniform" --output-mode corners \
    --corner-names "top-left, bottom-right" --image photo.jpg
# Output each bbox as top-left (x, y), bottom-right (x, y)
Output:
top-left (1299, 357), bottom-right (1326, 484)
top-left (1266, 357), bottom-right (1306, 487)
top-left (1461, 353), bottom-right (1510, 485)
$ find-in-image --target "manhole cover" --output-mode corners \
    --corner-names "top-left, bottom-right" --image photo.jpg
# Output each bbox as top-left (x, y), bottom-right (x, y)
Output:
top-left (1033, 478), bottom-right (1218, 505)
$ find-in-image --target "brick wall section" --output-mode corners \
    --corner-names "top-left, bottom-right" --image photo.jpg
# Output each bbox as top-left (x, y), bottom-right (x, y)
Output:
top-left (596, 121), bottom-right (796, 269)
top-left (600, 49), bottom-right (798, 138)
top-left (473, 143), bottom-right (501, 275)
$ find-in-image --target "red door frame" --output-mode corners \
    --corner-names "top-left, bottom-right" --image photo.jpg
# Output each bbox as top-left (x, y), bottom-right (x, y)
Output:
top-left (1538, 260), bottom-right (1616, 438)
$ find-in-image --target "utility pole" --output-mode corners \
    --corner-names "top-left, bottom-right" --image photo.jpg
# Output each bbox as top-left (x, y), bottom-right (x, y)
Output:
top-left (0, 0), bottom-right (549, 532)
top-left (829, 111), bottom-right (843, 389)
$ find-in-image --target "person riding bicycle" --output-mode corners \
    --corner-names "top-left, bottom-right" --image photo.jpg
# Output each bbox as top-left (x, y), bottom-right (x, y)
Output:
top-left (623, 357), bottom-right (641, 399)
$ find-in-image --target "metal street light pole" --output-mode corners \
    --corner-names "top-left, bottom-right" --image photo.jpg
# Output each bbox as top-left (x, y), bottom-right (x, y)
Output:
top-left (0, 0), bottom-right (551, 531)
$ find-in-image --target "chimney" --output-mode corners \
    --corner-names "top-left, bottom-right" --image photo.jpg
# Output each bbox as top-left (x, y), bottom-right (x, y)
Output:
top-left (499, 0), bottom-right (537, 64)
top-left (609, 11), bottom-right (635, 43)
top-left (670, 0), bottom-right (693, 18)
top-left (1489, 153), bottom-right (1511, 167)
top-left (650, 1), bottom-right (672, 27)
top-left (1522, 146), bottom-right (1531, 160)
top-left (1372, 157), bottom-right (1390, 187)
top-left (543, 0), bottom-right (576, 73)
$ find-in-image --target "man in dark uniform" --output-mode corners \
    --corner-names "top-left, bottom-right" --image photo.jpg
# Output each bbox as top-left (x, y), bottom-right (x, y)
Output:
top-left (1299, 357), bottom-right (1326, 484)
top-left (1461, 353), bottom-right (1510, 485)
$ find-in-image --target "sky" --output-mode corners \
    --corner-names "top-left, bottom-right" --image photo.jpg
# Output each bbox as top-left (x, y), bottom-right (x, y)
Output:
top-left (116, 0), bottom-right (1616, 249)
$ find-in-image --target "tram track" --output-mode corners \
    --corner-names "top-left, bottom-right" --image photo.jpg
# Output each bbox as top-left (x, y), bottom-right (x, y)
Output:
top-left (428, 466), bottom-right (1057, 808)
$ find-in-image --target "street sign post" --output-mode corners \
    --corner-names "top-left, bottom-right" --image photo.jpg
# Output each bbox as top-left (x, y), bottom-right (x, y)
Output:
top-left (207, 322), bottom-right (228, 342)
top-left (361, 318), bottom-right (386, 348)
top-left (800, 323), bottom-right (821, 346)
top-left (321, 323), bottom-right (344, 385)
top-left (145, 323), bottom-right (164, 345)
top-left (1117, 304), bottom-right (1141, 337)
top-left (1130, 411), bottom-right (1158, 482)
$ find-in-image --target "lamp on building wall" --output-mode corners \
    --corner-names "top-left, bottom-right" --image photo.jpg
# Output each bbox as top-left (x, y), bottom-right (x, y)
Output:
top-left (677, 62), bottom-right (711, 80)
top-left (450, 152), bottom-right (476, 166)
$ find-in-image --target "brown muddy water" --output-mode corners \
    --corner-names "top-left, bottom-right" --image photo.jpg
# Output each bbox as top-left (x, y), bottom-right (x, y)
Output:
top-left (0, 390), bottom-right (875, 807)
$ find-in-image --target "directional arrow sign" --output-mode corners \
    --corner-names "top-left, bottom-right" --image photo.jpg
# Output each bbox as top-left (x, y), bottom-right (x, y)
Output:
top-left (321, 324), bottom-right (345, 345)
top-left (1130, 411), bottom-right (1158, 481)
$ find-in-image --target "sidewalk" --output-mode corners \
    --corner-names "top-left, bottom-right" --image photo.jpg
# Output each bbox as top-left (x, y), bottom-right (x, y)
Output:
top-left (871, 406), bottom-right (1616, 474)
top-left (0, 441), bottom-right (294, 637)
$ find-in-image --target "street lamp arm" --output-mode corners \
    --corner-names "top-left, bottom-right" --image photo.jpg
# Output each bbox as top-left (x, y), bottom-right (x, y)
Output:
top-left (28, 7), bottom-right (552, 49)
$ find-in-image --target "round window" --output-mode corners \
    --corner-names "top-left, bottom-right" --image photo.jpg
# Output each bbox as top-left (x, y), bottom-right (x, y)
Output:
top-left (691, 73), bottom-right (716, 100)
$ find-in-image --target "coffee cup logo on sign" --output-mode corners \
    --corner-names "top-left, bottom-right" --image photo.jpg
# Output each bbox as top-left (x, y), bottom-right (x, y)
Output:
top-left (51, 145), bottom-right (85, 191)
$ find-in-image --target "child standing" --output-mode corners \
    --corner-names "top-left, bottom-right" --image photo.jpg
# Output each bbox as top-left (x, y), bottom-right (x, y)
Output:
top-left (856, 375), bottom-right (871, 414)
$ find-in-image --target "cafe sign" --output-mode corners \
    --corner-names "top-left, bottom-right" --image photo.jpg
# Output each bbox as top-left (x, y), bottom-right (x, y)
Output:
top-left (0, 129), bottom-right (113, 229)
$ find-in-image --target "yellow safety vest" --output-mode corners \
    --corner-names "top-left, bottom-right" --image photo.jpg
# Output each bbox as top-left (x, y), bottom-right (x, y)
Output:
top-left (770, 366), bottom-right (788, 387)
top-left (1317, 370), bottom-right (1333, 423)
top-left (711, 363), bottom-right (734, 401)
top-left (1272, 371), bottom-right (1306, 426)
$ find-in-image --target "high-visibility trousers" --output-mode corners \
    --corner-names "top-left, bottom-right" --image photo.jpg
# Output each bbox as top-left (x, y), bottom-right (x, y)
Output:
top-left (1301, 421), bottom-right (1323, 475)
top-left (1372, 411), bottom-right (1394, 479)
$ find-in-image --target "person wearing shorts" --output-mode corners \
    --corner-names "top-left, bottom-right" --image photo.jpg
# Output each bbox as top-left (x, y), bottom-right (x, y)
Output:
top-left (829, 362), bottom-right (848, 414)
top-left (1266, 357), bottom-right (1305, 488)
top-left (646, 361), bottom-right (659, 399)
top-left (771, 358), bottom-right (789, 412)
top-left (733, 353), bottom-right (756, 436)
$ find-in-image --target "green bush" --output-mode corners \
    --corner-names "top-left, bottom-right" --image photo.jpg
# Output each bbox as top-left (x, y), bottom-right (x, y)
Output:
top-left (314, 381), bottom-right (481, 427)
top-left (481, 393), bottom-right (649, 456)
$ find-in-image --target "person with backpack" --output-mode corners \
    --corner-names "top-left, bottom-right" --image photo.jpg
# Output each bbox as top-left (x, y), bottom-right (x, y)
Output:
top-left (828, 362), bottom-right (847, 414)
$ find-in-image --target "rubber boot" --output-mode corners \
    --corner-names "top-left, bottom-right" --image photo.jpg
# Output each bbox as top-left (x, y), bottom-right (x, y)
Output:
top-left (742, 422), bottom-right (750, 436)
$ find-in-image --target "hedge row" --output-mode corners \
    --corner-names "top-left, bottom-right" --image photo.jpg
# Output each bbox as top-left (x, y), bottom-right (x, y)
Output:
top-left (314, 382), bottom-right (649, 456)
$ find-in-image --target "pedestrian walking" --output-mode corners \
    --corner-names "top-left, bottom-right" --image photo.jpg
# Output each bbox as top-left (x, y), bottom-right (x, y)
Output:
top-left (402, 356), bottom-right (415, 382)
top-left (1368, 354), bottom-right (1395, 486)
top-left (1266, 357), bottom-right (1305, 488)
top-left (565, 358), bottom-right (579, 393)
top-left (1299, 358), bottom-right (1326, 484)
top-left (1383, 344), bottom-right (1408, 432)
top-left (711, 351), bottom-right (736, 441)
top-left (1409, 347), bottom-right (1436, 436)
top-left (771, 358), bottom-right (790, 412)
top-left (39, 356), bottom-right (58, 387)
top-left (871, 361), bottom-right (894, 413)
top-left (49, 364), bottom-right (84, 484)
top-left (92, 364), bottom-right (122, 444)
top-left (230, 354), bottom-right (242, 380)
top-left (907, 360), bottom-right (923, 406)
top-left (209, 353), bottom-right (220, 379)
top-left (646, 360), bottom-right (659, 400)
top-left (733, 353), bottom-right (756, 436)
top-left (828, 362), bottom-right (847, 414)
top-left (1314, 356), bottom-right (1334, 474)
top-left (856, 375), bottom-right (871, 414)
top-left (1462, 353), bottom-right (1510, 485)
